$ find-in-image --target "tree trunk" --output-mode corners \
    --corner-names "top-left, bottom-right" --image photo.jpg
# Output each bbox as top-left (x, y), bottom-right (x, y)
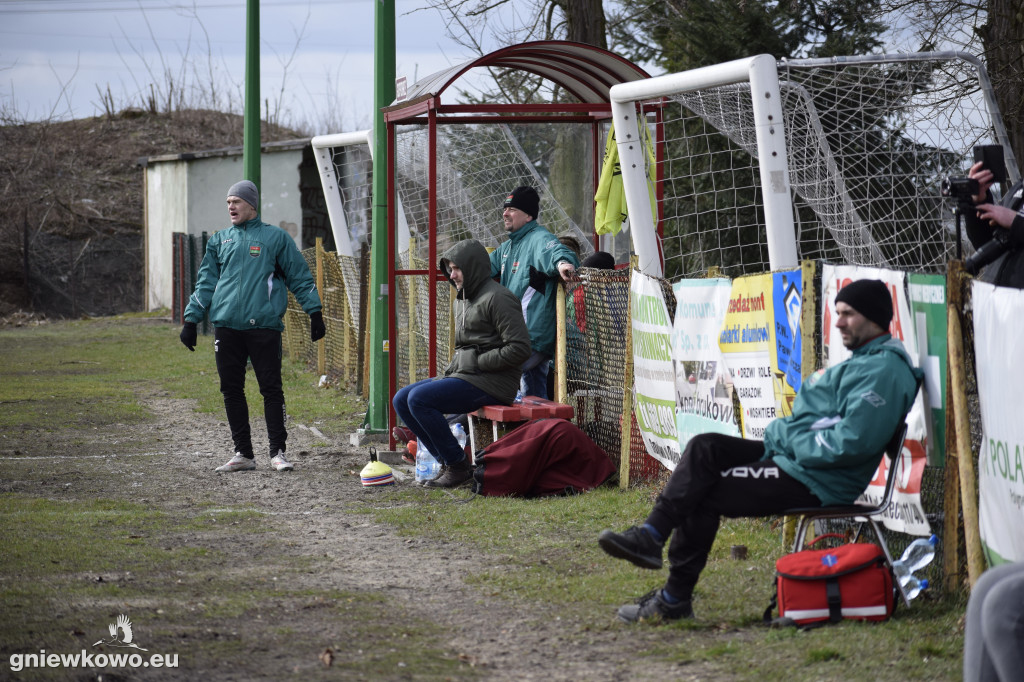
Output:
top-left (551, 0), bottom-right (606, 236)
top-left (559, 0), bottom-right (608, 49)
top-left (982, 0), bottom-right (1024, 168)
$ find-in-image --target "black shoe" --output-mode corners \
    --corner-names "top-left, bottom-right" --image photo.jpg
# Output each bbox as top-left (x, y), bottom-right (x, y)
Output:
top-left (617, 589), bottom-right (694, 623)
top-left (598, 526), bottom-right (664, 570)
top-left (424, 459), bottom-right (472, 488)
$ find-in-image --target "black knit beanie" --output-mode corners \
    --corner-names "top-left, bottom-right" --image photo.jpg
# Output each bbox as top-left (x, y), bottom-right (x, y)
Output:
top-left (835, 279), bottom-right (893, 330)
top-left (503, 186), bottom-right (540, 220)
top-left (581, 251), bottom-right (615, 270)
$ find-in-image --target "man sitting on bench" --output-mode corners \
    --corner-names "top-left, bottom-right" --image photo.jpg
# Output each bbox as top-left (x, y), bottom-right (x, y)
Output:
top-left (598, 279), bottom-right (923, 623)
top-left (392, 239), bottom-right (530, 488)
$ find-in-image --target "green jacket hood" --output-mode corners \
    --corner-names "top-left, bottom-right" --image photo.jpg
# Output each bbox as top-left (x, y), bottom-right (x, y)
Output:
top-left (441, 240), bottom-right (490, 299)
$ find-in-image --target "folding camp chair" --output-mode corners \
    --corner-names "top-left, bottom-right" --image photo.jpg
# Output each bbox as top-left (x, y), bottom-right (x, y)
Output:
top-left (782, 421), bottom-right (913, 607)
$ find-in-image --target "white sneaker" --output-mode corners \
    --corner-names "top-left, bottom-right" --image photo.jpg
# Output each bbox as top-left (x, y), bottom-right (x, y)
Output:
top-left (215, 453), bottom-right (256, 472)
top-left (270, 451), bottom-right (294, 472)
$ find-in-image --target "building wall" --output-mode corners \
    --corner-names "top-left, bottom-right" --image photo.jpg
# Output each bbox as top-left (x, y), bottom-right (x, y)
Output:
top-left (185, 152), bottom-right (304, 242)
top-left (145, 160), bottom-right (188, 312)
top-left (145, 148), bottom-right (305, 311)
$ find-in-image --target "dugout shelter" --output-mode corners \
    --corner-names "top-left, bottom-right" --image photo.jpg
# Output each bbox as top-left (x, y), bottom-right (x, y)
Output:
top-left (379, 41), bottom-right (652, 435)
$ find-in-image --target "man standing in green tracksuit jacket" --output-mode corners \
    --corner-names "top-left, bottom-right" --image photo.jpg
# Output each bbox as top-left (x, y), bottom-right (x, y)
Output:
top-left (179, 180), bottom-right (325, 473)
top-left (489, 186), bottom-right (580, 399)
top-left (598, 279), bottom-right (923, 623)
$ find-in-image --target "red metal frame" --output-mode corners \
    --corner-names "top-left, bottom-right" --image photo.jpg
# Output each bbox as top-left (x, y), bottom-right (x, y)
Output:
top-left (383, 41), bottom-right (655, 446)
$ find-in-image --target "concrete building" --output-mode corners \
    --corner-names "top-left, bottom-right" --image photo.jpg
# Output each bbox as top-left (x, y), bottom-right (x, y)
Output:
top-left (140, 139), bottom-right (331, 311)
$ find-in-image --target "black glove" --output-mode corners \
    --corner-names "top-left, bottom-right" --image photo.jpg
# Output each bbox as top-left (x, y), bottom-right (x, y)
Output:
top-left (528, 265), bottom-right (549, 294)
top-left (310, 312), bottom-right (326, 342)
top-left (179, 322), bottom-right (197, 352)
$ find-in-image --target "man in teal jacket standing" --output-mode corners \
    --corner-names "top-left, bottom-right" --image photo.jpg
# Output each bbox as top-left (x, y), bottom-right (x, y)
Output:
top-left (490, 186), bottom-right (580, 398)
top-left (598, 279), bottom-right (922, 623)
top-left (179, 180), bottom-right (325, 473)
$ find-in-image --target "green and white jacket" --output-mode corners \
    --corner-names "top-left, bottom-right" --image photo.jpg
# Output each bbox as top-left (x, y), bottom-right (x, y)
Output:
top-left (184, 216), bottom-right (322, 331)
top-left (763, 334), bottom-right (923, 506)
top-left (488, 220), bottom-right (580, 357)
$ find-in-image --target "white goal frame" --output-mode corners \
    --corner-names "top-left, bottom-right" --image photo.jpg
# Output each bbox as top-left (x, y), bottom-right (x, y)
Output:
top-left (610, 51), bottom-right (1016, 279)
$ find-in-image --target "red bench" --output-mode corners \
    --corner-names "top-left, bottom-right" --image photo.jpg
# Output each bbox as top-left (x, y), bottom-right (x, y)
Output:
top-left (467, 396), bottom-right (574, 461)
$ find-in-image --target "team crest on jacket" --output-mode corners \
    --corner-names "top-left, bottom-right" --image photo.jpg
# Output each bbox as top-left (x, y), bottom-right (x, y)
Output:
top-left (249, 245), bottom-right (262, 258)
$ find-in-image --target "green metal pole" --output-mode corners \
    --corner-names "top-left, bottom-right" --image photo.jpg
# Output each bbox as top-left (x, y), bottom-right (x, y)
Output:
top-left (243, 0), bottom-right (261, 206)
top-left (366, 0), bottom-right (395, 432)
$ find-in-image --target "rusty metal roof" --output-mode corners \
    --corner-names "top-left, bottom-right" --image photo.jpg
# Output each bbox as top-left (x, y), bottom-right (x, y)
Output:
top-left (393, 40), bottom-right (650, 107)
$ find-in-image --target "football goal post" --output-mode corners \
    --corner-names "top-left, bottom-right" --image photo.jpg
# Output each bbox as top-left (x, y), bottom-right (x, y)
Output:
top-left (610, 51), bottom-right (1016, 282)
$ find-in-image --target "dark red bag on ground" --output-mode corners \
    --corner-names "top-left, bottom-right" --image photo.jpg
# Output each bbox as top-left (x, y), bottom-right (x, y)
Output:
top-left (471, 418), bottom-right (615, 497)
top-left (765, 542), bottom-right (895, 627)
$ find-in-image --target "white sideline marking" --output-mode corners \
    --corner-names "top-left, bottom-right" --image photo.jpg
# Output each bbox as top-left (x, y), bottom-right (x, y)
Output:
top-left (0, 452), bottom-right (167, 460)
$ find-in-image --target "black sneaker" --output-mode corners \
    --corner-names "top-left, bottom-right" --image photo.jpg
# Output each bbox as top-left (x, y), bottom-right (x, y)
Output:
top-left (598, 526), bottom-right (664, 570)
top-left (617, 589), bottom-right (694, 623)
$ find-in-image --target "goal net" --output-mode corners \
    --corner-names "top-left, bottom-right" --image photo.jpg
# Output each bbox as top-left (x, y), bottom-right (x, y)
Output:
top-left (620, 52), bottom-right (1015, 282)
top-left (315, 122), bottom-right (600, 389)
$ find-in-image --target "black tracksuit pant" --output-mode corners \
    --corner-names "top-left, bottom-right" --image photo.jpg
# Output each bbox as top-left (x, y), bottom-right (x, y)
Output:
top-left (644, 433), bottom-right (822, 601)
top-left (214, 327), bottom-right (286, 458)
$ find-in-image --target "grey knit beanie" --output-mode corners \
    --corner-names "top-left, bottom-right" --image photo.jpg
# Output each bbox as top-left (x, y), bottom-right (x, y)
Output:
top-left (227, 180), bottom-right (259, 210)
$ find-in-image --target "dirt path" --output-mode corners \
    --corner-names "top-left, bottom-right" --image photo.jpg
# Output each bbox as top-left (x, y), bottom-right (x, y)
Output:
top-left (6, 389), bottom-right (707, 681)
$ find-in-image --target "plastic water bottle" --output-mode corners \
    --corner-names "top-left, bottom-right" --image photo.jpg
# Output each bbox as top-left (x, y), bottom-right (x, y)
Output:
top-left (892, 534), bottom-right (939, 587)
top-left (903, 575), bottom-right (929, 601)
top-left (451, 422), bottom-right (468, 450)
top-left (414, 440), bottom-right (440, 483)
top-left (514, 389), bottom-right (523, 404)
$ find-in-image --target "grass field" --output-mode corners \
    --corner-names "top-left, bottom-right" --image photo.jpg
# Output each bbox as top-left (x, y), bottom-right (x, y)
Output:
top-left (0, 315), bottom-right (967, 680)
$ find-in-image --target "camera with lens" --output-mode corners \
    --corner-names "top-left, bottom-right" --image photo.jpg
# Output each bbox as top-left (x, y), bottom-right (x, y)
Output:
top-left (947, 144), bottom-right (1012, 275)
top-left (964, 232), bottom-right (1009, 275)
top-left (942, 145), bottom-right (1006, 204)
top-left (941, 176), bottom-right (980, 202)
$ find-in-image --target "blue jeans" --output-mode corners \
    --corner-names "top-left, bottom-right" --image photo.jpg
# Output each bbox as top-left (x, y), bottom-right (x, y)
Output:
top-left (392, 377), bottom-right (497, 465)
top-left (520, 351), bottom-right (551, 399)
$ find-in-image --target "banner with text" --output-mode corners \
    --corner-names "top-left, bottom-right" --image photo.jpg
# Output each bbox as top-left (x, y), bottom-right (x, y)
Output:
top-left (672, 278), bottom-right (740, 458)
top-left (907, 273), bottom-right (948, 466)
top-left (717, 271), bottom-right (801, 439)
top-left (972, 281), bottom-right (1024, 564)
top-left (631, 271), bottom-right (680, 469)
top-left (821, 265), bottom-right (930, 536)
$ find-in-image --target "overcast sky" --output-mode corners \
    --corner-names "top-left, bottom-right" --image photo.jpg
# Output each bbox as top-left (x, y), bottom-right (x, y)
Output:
top-left (0, 0), bottom-right (519, 131)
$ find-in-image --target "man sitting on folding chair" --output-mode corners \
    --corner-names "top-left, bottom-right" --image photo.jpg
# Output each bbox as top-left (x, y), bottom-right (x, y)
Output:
top-left (598, 279), bottom-right (923, 623)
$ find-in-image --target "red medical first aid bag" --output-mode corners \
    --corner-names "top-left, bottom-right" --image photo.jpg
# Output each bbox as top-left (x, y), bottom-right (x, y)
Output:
top-left (766, 542), bottom-right (895, 626)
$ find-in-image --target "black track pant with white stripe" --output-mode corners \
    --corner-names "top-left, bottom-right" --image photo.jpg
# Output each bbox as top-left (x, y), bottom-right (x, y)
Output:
top-left (644, 433), bottom-right (822, 601)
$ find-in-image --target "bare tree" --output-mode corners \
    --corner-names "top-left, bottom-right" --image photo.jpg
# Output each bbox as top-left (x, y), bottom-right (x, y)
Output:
top-left (978, 0), bottom-right (1024, 165)
top-left (879, 0), bottom-right (1024, 165)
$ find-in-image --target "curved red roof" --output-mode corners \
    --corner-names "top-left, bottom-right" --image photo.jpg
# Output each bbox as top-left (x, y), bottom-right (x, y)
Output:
top-left (393, 40), bottom-right (650, 107)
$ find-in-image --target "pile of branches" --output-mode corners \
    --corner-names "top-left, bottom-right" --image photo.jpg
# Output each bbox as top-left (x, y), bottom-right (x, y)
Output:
top-left (0, 109), bottom-right (298, 318)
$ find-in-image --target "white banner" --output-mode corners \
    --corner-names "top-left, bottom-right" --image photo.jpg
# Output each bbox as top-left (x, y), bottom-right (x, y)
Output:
top-left (631, 271), bottom-right (680, 469)
top-left (671, 278), bottom-right (740, 461)
top-left (821, 265), bottom-right (930, 536)
top-left (972, 281), bottom-right (1024, 564)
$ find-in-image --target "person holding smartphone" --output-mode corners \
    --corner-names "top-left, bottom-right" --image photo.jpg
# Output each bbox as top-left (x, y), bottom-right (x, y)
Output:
top-left (966, 146), bottom-right (1024, 288)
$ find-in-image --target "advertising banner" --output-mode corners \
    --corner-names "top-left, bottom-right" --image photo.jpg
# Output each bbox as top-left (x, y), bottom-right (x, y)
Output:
top-left (717, 271), bottom-right (801, 439)
top-left (907, 273), bottom-right (948, 466)
top-left (671, 278), bottom-right (740, 457)
top-left (631, 271), bottom-right (680, 469)
top-left (821, 265), bottom-right (930, 536)
top-left (972, 281), bottom-right (1024, 564)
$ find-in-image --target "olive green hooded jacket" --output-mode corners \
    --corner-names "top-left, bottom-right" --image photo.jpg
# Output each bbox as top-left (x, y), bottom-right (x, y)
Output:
top-left (440, 240), bottom-right (531, 403)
